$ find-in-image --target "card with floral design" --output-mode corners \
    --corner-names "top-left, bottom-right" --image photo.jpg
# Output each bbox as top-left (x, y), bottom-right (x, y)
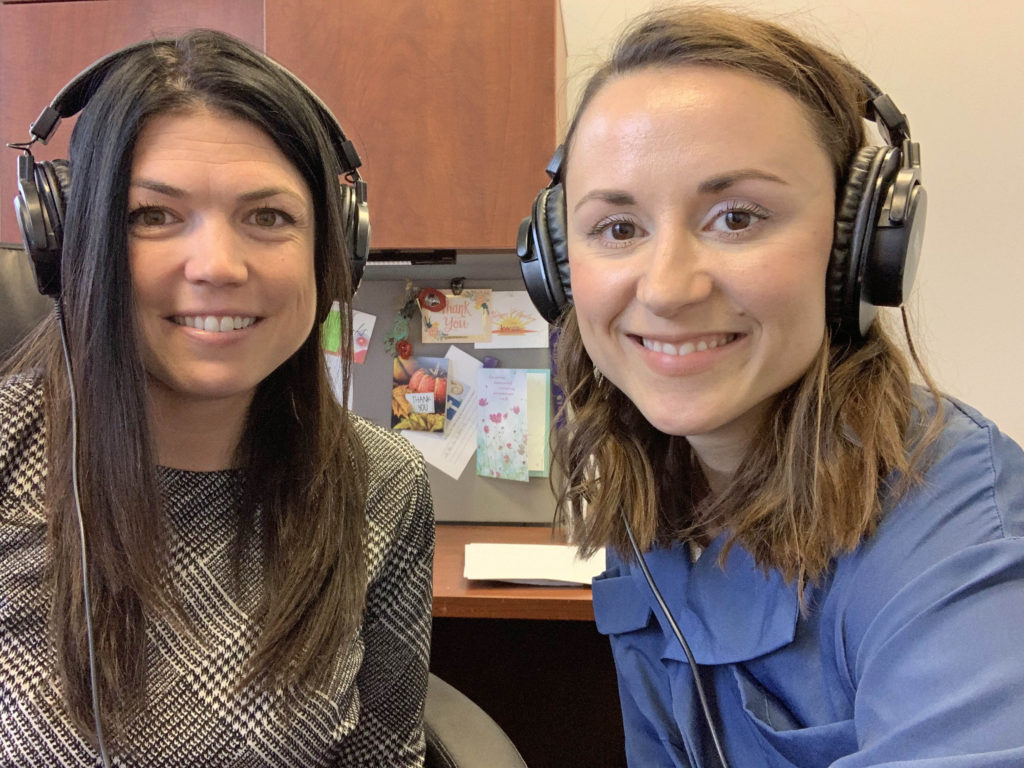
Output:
top-left (475, 368), bottom-right (529, 481)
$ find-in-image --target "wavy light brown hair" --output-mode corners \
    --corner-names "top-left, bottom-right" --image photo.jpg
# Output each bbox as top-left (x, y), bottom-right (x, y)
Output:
top-left (3, 30), bottom-right (367, 740)
top-left (553, 6), bottom-right (942, 589)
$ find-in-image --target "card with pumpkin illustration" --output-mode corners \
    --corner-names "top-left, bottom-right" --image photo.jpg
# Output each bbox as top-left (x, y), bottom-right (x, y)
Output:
top-left (391, 355), bottom-right (449, 433)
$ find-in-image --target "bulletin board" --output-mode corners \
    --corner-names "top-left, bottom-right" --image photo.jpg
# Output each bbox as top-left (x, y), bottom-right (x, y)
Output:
top-left (347, 253), bottom-right (559, 524)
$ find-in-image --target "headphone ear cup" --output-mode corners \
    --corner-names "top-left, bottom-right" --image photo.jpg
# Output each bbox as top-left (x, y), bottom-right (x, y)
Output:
top-left (517, 183), bottom-right (570, 324)
top-left (862, 166), bottom-right (926, 309)
top-left (42, 159), bottom-right (71, 244)
top-left (338, 183), bottom-right (369, 292)
top-left (14, 157), bottom-right (70, 297)
top-left (828, 147), bottom-right (884, 340)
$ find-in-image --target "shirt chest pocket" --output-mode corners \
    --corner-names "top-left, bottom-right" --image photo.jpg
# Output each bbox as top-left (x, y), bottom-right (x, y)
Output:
top-left (730, 665), bottom-right (856, 768)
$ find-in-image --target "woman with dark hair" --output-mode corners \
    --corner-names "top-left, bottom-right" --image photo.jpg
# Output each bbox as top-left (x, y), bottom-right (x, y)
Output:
top-left (0, 30), bottom-right (433, 766)
top-left (524, 6), bottom-right (1024, 766)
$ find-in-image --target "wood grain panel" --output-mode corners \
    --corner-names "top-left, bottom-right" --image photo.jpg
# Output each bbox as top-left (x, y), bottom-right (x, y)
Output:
top-left (267, 0), bottom-right (564, 250)
top-left (0, 0), bottom-right (264, 241)
top-left (433, 523), bottom-right (595, 621)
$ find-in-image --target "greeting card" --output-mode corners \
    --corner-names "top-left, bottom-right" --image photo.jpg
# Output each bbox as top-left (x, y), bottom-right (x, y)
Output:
top-left (320, 301), bottom-right (376, 364)
top-left (321, 299), bottom-right (344, 355)
top-left (392, 355), bottom-right (449, 433)
top-left (475, 368), bottom-right (551, 482)
top-left (476, 369), bottom-right (529, 481)
top-left (351, 309), bottom-right (376, 364)
top-left (475, 290), bottom-right (549, 349)
top-left (421, 289), bottom-right (492, 344)
top-left (402, 347), bottom-right (483, 480)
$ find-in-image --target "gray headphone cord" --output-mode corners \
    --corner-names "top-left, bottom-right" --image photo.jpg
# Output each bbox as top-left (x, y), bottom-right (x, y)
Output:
top-left (621, 512), bottom-right (730, 768)
top-left (57, 301), bottom-right (112, 768)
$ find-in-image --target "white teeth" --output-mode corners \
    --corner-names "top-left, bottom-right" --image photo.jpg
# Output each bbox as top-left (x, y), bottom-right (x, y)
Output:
top-left (642, 334), bottom-right (735, 357)
top-left (174, 315), bottom-right (256, 332)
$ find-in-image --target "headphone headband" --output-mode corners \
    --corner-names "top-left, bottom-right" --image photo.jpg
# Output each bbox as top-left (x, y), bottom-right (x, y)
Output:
top-left (29, 38), bottom-right (363, 179)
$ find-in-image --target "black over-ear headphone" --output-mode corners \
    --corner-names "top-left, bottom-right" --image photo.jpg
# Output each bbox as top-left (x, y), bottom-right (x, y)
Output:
top-left (517, 78), bottom-right (926, 342)
top-left (10, 37), bottom-right (370, 299)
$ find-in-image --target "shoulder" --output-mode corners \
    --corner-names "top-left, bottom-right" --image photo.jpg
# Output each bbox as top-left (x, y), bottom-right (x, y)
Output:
top-left (348, 414), bottom-right (434, 572)
top-left (349, 412), bottom-right (430, 497)
top-left (0, 371), bottom-right (47, 517)
top-left (908, 391), bottom-right (1024, 538)
top-left (829, 390), bottom-right (1024, 649)
top-left (0, 369), bottom-right (44, 415)
top-left (849, 390), bottom-right (1024, 574)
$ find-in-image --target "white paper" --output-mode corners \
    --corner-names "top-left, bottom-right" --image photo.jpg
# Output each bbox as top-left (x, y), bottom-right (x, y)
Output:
top-left (402, 346), bottom-right (484, 479)
top-left (463, 542), bottom-right (606, 586)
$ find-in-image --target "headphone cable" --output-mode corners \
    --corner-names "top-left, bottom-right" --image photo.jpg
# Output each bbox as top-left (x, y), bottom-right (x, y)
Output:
top-left (621, 513), bottom-right (730, 768)
top-left (56, 301), bottom-right (112, 768)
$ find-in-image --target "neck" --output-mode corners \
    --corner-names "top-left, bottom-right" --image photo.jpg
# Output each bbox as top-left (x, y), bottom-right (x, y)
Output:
top-left (690, 442), bottom-right (743, 496)
top-left (687, 401), bottom-right (772, 495)
top-left (146, 381), bottom-right (251, 471)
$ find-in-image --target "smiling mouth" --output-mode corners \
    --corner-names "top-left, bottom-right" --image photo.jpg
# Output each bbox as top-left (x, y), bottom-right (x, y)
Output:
top-left (173, 315), bottom-right (258, 333)
top-left (639, 333), bottom-right (738, 357)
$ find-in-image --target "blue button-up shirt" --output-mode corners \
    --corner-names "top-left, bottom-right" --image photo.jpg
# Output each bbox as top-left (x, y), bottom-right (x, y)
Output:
top-left (593, 396), bottom-right (1024, 767)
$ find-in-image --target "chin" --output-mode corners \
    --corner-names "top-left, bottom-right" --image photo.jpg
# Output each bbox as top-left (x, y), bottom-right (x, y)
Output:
top-left (633, 396), bottom-right (757, 440)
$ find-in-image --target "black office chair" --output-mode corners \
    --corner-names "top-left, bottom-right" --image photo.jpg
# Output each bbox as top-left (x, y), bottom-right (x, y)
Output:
top-left (1, 242), bottom-right (53, 360)
top-left (425, 673), bottom-right (528, 768)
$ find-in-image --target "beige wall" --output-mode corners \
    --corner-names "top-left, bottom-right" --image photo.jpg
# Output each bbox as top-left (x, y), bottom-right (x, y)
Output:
top-left (559, 0), bottom-right (1024, 443)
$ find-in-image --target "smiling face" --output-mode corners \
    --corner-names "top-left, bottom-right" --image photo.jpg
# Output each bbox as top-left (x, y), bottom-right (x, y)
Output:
top-left (566, 66), bottom-right (836, 473)
top-left (128, 108), bottom-right (316, 417)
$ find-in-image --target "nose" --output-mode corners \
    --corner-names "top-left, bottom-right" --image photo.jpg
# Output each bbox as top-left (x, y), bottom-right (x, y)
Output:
top-left (181, 216), bottom-right (248, 286)
top-left (634, 227), bottom-right (713, 315)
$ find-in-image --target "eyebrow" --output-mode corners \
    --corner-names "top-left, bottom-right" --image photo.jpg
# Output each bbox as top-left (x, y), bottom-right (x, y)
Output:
top-left (572, 189), bottom-right (636, 213)
top-left (572, 169), bottom-right (789, 213)
top-left (696, 169), bottom-right (788, 194)
top-left (130, 179), bottom-right (184, 197)
top-left (129, 180), bottom-right (303, 203)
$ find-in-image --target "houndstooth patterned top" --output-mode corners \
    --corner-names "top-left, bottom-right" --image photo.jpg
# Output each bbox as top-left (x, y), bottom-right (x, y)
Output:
top-left (0, 373), bottom-right (435, 767)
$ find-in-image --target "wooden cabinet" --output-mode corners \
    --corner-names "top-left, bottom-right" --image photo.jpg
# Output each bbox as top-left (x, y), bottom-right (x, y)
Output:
top-left (0, 0), bottom-right (264, 243)
top-left (1, 0), bottom-right (565, 251)
top-left (266, 0), bottom-right (565, 250)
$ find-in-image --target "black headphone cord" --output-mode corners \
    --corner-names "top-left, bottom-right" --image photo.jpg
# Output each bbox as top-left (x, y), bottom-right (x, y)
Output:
top-left (55, 301), bottom-right (113, 768)
top-left (621, 513), bottom-right (730, 768)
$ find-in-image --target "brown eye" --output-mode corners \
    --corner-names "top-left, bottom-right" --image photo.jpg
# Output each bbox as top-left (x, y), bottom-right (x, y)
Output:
top-left (253, 209), bottom-right (282, 227)
top-left (610, 221), bottom-right (636, 240)
top-left (128, 207), bottom-right (171, 228)
top-left (723, 211), bottom-right (752, 231)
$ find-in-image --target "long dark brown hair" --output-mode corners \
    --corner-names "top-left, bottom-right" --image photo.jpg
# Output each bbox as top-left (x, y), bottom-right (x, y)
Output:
top-left (552, 6), bottom-right (943, 590)
top-left (3, 30), bottom-right (368, 738)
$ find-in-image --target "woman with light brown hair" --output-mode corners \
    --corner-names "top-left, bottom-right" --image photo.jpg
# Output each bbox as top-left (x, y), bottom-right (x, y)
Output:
top-left (518, 6), bottom-right (1024, 766)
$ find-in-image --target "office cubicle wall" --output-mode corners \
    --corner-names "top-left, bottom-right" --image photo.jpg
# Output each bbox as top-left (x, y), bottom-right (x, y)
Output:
top-left (351, 253), bottom-right (557, 524)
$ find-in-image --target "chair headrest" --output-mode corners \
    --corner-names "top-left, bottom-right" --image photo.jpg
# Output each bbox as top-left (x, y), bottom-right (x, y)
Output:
top-left (0, 243), bottom-right (53, 361)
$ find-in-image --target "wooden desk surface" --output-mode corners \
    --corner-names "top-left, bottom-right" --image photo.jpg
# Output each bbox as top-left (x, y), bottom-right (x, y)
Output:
top-left (432, 523), bottom-right (595, 621)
